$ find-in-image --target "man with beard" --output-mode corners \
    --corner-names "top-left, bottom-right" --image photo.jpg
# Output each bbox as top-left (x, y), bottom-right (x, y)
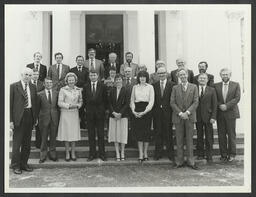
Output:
top-left (193, 61), bottom-right (214, 87)
top-left (120, 52), bottom-right (139, 78)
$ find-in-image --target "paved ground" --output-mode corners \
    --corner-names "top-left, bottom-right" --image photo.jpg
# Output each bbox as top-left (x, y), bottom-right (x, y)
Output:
top-left (9, 156), bottom-right (244, 188)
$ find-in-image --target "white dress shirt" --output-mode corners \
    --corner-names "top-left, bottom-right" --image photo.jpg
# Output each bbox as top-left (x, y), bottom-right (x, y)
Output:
top-left (34, 62), bottom-right (40, 71)
top-left (181, 82), bottom-right (188, 91)
top-left (57, 63), bottom-right (62, 79)
top-left (160, 78), bottom-right (167, 89)
top-left (222, 81), bottom-right (230, 102)
top-left (21, 80), bottom-right (32, 108)
top-left (89, 58), bottom-right (96, 70)
top-left (91, 81), bottom-right (98, 92)
top-left (45, 89), bottom-right (52, 100)
top-left (199, 85), bottom-right (206, 97)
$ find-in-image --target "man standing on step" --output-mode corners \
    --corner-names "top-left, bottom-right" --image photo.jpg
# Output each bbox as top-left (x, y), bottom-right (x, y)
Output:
top-left (10, 67), bottom-right (38, 174)
top-left (193, 61), bottom-right (214, 87)
top-left (27, 52), bottom-right (47, 82)
top-left (214, 68), bottom-right (240, 162)
top-left (83, 69), bottom-right (108, 161)
top-left (196, 73), bottom-right (217, 163)
top-left (170, 68), bottom-right (199, 170)
top-left (37, 77), bottom-right (59, 163)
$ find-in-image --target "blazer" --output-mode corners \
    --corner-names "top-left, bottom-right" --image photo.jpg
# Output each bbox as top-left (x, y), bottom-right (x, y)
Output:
top-left (84, 59), bottom-right (105, 80)
top-left (214, 81), bottom-right (240, 119)
top-left (10, 81), bottom-right (38, 127)
top-left (32, 79), bottom-right (44, 92)
top-left (48, 64), bottom-right (70, 91)
top-left (170, 83), bottom-right (199, 123)
top-left (70, 66), bottom-right (89, 88)
top-left (82, 81), bottom-right (108, 117)
top-left (196, 86), bottom-right (217, 123)
top-left (27, 63), bottom-right (47, 82)
top-left (153, 80), bottom-right (175, 121)
top-left (170, 69), bottom-right (194, 84)
top-left (37, 89), bottom-right (59, 127)
top-left (122, 77), bottom-right (137, 100)
top-left (104, 62), bottom-right (120, 79)
top-left (193, 73), bottom-right (214, 87)
top-left (120, 62), bottom-right (139, 78)
top-left (108, 87), bottom-right (129, 118)
top-left (149, 73), bottom-right (160, 84)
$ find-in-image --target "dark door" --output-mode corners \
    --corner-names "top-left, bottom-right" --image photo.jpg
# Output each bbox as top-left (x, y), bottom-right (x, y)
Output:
top-left (86, 15), bottom-right (124, 65)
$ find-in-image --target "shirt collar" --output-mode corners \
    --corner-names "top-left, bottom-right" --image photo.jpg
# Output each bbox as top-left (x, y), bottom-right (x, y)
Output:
top-left (21, 80), bottom-right (29, 88)
top-left (160, 78), bottom-right (167, 85)
top-left (181, 81), bottom-right (188, 87)
top-left (45, 88), bottom-right (52, 93)
top-left (91, 81), bottom-right (98, 85)
top-left (222, 81), bottom-right (230, 85)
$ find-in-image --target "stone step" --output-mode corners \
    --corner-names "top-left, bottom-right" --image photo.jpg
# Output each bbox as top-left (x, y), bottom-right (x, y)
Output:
top-left (9, 134), bottom-right (245, 147)
top-left (9, 144), bottom-right (244, 159)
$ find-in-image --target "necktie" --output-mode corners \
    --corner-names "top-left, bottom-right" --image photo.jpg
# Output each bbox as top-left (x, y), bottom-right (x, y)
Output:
top-left (200, 86), bottom-right (204, 98)
top-left (48, 90), bottom-right (52, 104)
top-left (34, 80), bottom-right (37, 86)
top-left (24, 83), bottom-right (29, 108)
top-left (91, 60), bottom-right (94, 70)
top-left (182, 83), bottom-right (186, 92)
top-left (78, 66), bottom-right (82, 72)
top-left (117, 88), bottom-right (120, 100)
top-left (57, 64), bottom-right (60, 79)
top-left (92, 83), bottom-right (96, 96)
top-left (128, 62), bottom-right (130, 67)
top-left (127, 78), bottom-right (130, 85)
top-left (160, 81), bottom-right (164, 97)
top-left (223, 83), bottom-right (228, 103)
top-left (35, 64), bottom-right (39, 71)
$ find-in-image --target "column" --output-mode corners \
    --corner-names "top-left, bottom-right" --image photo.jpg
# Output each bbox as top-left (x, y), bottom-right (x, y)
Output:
top-left (137, 10), bottom-right (155, 74)
top-left (52, 10), bottom-right (71, 66)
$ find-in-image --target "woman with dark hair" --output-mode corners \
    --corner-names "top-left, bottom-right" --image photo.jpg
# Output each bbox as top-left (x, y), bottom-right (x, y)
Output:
top-left (108, 74), bottom-right (129, 161)
top-left (57, 72), bottom-right (83, 162)
top-left (130, 70), bottom-right (155, 163)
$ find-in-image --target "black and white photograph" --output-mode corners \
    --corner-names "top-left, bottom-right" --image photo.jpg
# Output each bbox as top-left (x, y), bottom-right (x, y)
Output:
top-left (4, 3), bottom-right (251, 193)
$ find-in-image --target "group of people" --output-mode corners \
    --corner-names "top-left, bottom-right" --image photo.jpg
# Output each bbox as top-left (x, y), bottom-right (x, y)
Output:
top-left (9, 48), bottom-right (241, 175)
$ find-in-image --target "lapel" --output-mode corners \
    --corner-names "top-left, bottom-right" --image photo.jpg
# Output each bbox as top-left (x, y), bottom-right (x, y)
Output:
top-left (60, 64), bottom-right (65, 79)
top-left (29, 83), bottom-right (35, 103)
top-left (113, 87), bottom-right (117, 103)
top-left (156, 81), bottom-right (161, 98)
top-left (117, 87), bottom-right (124, 103)
top-left (183, 83), bottom-right (192, 101)
top-left (218, 83), bottom-right (225, 103)
top-left (52, 90), bottom-right (58, 106)
top-left (162, 81), bottom-right (169, 98)
top-left (42, 90), bottom-right (48, 104)
top-left (226, 81), bottom-right (233, 102)
top-left (17, 81), bottom-right (26, 98)
top-left (200, 86), bottom-right (209, 101)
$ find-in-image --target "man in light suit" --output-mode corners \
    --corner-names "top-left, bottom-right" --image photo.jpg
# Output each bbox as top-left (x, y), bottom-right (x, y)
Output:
top-left (104, 52), bottom-right (120, 78)
top-left (48, 52), bottom-right (70, 91)
top-left (196, 73), bottom-right (217, 163)
top-left (120, 52), bottom-right (139, 78)
top-left (10, 68), bottom-right (38, 174)
top-left (27, 52), bottom-right (47, 82)
top-left (193, 61), bottom-right (214, 87)
top-left (31, 69), bottom-right (44, 148)
top-left (169, 58), bottom-right (194, 84)
top-left (84, 48), bottom-right (105, 80)
top-left (214, 68), bottom-right (240, 162)
top-left (37, 77), bottom-right (59, 163)
top-left (170, 68), bottom-right (199, 170)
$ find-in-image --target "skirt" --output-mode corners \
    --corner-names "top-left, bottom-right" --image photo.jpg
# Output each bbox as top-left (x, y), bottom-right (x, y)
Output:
top-left (108, 117), bottom-right (128, 144)
top-left (57, 109), bottom-right (81, 142)
top-left (133, 102), bottom-right (152, 142)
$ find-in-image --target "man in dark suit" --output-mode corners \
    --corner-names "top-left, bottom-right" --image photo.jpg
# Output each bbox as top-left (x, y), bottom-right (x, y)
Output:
top-left (27, 52), bottom-right (47, 82)
top-left (214, 68), bottom-right (240, 162)
top-left (193, 61), bottom-right (214, 87)
top-left (170, 68), bottom-right (199, 170)
top-left (10, 68), bottom-right (38, 174)
top-left (70, 55), bottom-right (89, 129)
top-left (169, 58), bottom-right (194, 84)
top-left (82, 69), bottom-right (108, 161)
top-left (104, 52), bottom-right (120, 79)
top-left (149, 60), bottom-right (165, 84)
top-left (122, 66), bottom-right (137, 148)
top-left (84, 48), bottom-right (105, 80)
top-left (196, 73), bottom-right (217, 163)
top-left (153, 67), bottom-right (175, 161)
top-left (31, 69), bottom-right (44, 148)
top-left (48, 52), bottom-right (70, 91)
top-left (37, 77), bottom-right (59, 163)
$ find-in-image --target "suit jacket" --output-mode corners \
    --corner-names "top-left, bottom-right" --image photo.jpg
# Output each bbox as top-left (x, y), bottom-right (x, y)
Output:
top-left (170, 69), bottom-right (194, 84)
top-left (84, 59), bottom-right (105, 80)
top-left (193, 73), bottom-right (214, 87)
top-left (37, 89), bottom-right (59, 127)
top-left (108, 87), bottom-right (129, 118)
top-left (122, 77), bottom-right (137, 100)
top-left (82, 81), bottom-right (108, 117)
top-left (27, 63), bottom-right (47, 82)
top-left (104, 62), bottom-right (120, 79)
top-left (10, 81), bottom-right (38, 127)
top-left (149, 73), bottom-right (160, 84)
top-left (170, 83), bottom-right (199, 123)
top-left (120, 62), bottom-right (139, 78)
top-left (48, 64), bottom-right (70, 91)
top-left (70, 66), bottom-right (89, 88)
top-left (214, 81), bottom-right (240, 119)
top-left (153, 80), bottom-right (175, 122)
top-left (32, 80), bottom-right (44, 92)
top-left (196, 86), bottom-right (217, 123)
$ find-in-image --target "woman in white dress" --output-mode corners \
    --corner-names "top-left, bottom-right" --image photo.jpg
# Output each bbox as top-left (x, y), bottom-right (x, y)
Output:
top-left (57, 72), bottom-right (83, 161)
top-left (108, 74), bottom-right (129, 161)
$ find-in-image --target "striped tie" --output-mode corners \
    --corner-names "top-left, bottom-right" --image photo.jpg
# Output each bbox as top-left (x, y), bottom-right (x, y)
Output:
top-left (24, 83), bottom-right (29, 108)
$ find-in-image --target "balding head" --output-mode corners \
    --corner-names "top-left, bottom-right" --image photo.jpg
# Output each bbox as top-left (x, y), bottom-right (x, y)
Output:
top-left (109, 52), bottom-right (117, 63)
top-left (176, 58), bottom-right (186, 68)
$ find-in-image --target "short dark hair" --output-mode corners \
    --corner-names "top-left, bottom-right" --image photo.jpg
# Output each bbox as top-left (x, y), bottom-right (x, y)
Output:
top-left (198, 72), bottom-right (209, 79)
top-left (33, 52), bottom-right (42, 58)
top-left (88, 48), bottom-right (96, 53)
top-left (125, 52), bottom-right (133, 57)
top-left (109, 66), bottom-right (116, 73)
top-left (137, 70), bottom-right (149, 84)
top-left (114, 73), bottom-right (123, 81)
top-left (54, 52), bottom-right (63, 59)
top-left (89, 69), bottom-right (98, 74)
top-left (198, 61), bottom-right (208, 68)
top-left (76, 55), bottom-right (84, 61)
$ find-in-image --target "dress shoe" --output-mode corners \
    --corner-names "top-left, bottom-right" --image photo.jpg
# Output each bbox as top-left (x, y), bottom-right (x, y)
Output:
top-left (39, 158), bottom-right (46, 163)
top-left (197, 156), bottom-right (205, 160)
top-left (143, 157), bottom-right (149, 161)
top-left (116, 157), bottom-right (121, 162)
top-left (49, 157), bottom-right (58, 162)
top-left (71, 156), bottom-right (77, 161)
top-left (187, 164), bottom-right (199, 170)
top-left (228, 156), bottom-right (235, 162)
top-left (121, 157), bottom-right (125, 161)
top-left (173, 163), bottom-right (185, 168)
top-left (87, 156), bottom-right (95, 162)
top-left (99, 156), bottom-right (107, 161)
top-left (21, 165), bottom-right (33, 172)
top-left (13, 168), bottom-right (22, 174)
top-left (138, 159), bottom-right (143, 164)
top-left (220, 156), bottom-right (228, 161)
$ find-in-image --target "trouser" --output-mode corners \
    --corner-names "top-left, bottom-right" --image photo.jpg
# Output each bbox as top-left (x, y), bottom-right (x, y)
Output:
top-left (217, 117), bottom-right (236, 158)
top-left (127, 114), bottom-right (137, 147)
top-left (175, 120), bottom-right (195, 166)
top-left (196, 121), bottom-right (213, 159)
top-left (39, 118), bottom-right (58, 160)
top-left (35, 125), bottom-right (41, 148)
top-left (87, 112), bottom-right (105, 157)
top-left (79, 106), bottom-right (86, 128)
top-left (11, 109), bottom-right (33, 169)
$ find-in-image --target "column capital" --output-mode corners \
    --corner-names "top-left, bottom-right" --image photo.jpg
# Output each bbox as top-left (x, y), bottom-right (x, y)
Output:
top-left (71, 11), bottom-right (82, 20)
top-left (225, 11), bottom-right (244, 21)
top-left (29, 11), bottom-right (41, 20)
